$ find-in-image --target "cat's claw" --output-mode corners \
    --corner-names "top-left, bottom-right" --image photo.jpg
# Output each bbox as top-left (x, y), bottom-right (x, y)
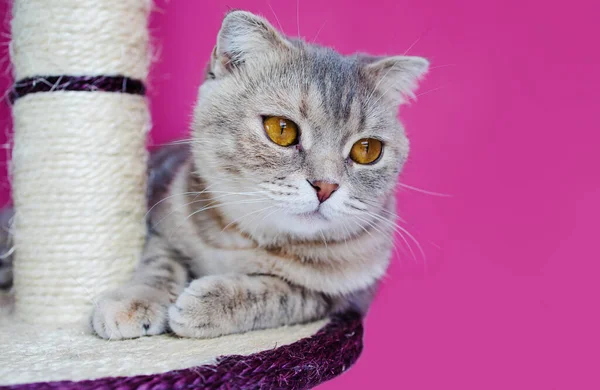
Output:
top-left (91, 285), bottom-right (170, 340)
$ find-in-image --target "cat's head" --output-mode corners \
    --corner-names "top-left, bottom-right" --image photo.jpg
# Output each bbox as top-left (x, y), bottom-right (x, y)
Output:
top-left (191, 10), bottom-right (428, 244)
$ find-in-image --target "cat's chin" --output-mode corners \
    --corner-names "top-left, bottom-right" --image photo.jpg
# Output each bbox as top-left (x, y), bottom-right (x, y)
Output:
top-left (263, 209), bottom-right (361, 242)
top-left (293, 210), bottom-right (329, 222)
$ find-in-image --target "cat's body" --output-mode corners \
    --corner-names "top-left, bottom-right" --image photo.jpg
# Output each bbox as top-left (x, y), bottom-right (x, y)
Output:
top-left (95, 143), bottom-right (383, 339)
top-left (1, 11), bottom-right (428, 339)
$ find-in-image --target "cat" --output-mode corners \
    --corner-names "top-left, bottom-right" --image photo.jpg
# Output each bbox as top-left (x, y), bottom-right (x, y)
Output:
top-left (0, 208), bottom-right (14, 316)
top-left (0, 10), bottom-right (429, 339)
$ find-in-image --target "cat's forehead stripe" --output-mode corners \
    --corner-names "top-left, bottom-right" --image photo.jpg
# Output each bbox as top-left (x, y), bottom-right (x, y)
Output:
top-left (306, 49), bottom-right (361, 126)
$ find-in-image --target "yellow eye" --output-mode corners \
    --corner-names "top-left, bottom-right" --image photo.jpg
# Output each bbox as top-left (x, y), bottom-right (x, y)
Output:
top-left (349, 138), bottom-right (383, 164)
top-left (263, 116), bottom-right (299, 147)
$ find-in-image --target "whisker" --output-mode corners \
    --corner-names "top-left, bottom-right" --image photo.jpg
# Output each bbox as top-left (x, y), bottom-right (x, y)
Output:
top-left (145, 190), bottom-right (206, 219)
top-left (200, 190), bottom-right (268, 197)
top-left (363, 62), bottom-right (403, 108)
top-left (366, 214), bottom-right (416, 263)
top-left (340, 221), bottom-right (352, 253)
top-left (367, 76), bottom-right (405, 111)
top-left (357, 198), bottom-right (407, 223)
top-left (347, 214), bottom-right (405, 264)
top-left (349, 218), bottom-right (375, 240)
top-left (168, 139), bottom-right (197, 145)
top-left (253, 207), bottom-right (280, 227)
top-left (296, 0), bottom-right (301, 37)
top-left (267, 1), bottom-right (284, 32)
top-left (348, 203), bottom-right (413, 257)
top-left (312, 20), bottom-right (327, 43)
top-left (158, 198), bottom-right (269, 235)
top-left (428, 63), bottom-right (457, 70)
top-left (403, 35), bottom-right (422, 55)
top-left (347, 208), bottom-right (404, 262)
top-left (415, 85), bottom-right (445, 98)
top-left (319, 229), bottom-right (329, 251)
top-left (398, 182), bottom-right (451, 197)
top-left (366, 211), bottom-right (426, 264)
top-left (353, 214), bottom-right (395, 243)
top-left (145, 183), bottom-right (265, 220)
top-left (221, 205), bottom-right (275, 232)
top-left (182, 199), bottom-right (270, 225)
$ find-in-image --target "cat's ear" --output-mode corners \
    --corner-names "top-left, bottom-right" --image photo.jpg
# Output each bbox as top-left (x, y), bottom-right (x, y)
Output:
top-left (363, 56), bottom-right (429, 105)
top-left (211, 10), bottom-right (290, 77)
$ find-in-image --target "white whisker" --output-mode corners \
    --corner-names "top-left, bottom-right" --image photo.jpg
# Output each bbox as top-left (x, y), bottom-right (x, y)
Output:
top-left (253, 207), bottom-right (280, 227)
top-left (160, 198), bottom-right (270, 238)
top-left (340, 221), bottom-right (352, 253)
top-left (398, 182), bottom-right (451, 197)
top-left (221, 205), bottom-right (275, 232)
top-left (145, 183), bottom-right (266, 220)
top-left (363, 62), bottom-right (403, 108)
top-left (416, 85), bottom-right (445, 98)
top-left (182, 199), bottom-right (270, 225)
top-left (267, 1), bottom-right (284, 32)
top-left (145, 191), bottom-right (206, 219)
top-left (403, 35), bottom-right (421, 55)
top-left (366, 211), bottom-right (426, 264)
top-left (350, 218), bottom-right (374, 240)
top-left (429, 63), bottom-right (456, 70)
top-left (312, 20), bottom-right (327, 43)
top-left (319, 229), bottom-right (329, 251)
top-left (161, 139), bottom-right (201, 146)
top-left (296, 0), bottom-right (301, 37)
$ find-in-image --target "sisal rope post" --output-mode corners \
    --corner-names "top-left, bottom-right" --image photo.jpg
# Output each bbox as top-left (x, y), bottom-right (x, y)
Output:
top-left (9, 0), bottom-right (151, 323)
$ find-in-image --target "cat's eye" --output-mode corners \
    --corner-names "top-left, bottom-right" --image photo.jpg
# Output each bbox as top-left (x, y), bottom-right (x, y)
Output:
top-left (349, 138), bottom-right (383, 165)
top-left (263, 116), bottom-right (299, 147)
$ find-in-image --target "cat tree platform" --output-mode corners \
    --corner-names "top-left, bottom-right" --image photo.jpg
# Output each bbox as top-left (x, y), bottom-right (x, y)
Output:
top-left (2, 0), bottom-right (364, 388)
top-left (0, 310), bottom-right (362, 389)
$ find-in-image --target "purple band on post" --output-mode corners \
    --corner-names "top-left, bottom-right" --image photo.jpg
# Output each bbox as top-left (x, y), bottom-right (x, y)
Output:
top-left (9, 75), bottom-right (146, 103)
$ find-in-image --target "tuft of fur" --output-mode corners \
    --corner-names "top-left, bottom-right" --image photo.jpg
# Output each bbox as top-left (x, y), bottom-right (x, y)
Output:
top-left (2, 11), bottom-right (429, 337)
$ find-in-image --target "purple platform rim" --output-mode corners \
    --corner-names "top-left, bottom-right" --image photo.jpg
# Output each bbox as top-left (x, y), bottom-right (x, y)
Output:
top-left (1, 312), bottom-right (363, 390)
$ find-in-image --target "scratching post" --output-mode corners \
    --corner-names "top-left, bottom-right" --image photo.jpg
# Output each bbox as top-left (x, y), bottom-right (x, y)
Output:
top-left (10, 0), bottom-right (150, 323)
top-left (0, 2), bottom-right (364, 388)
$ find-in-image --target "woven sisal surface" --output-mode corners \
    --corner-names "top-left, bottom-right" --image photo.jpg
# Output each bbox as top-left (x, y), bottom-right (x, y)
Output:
top-left (10, 0), bottom-right (151, 81)
top-left (11, 92), bottom-right (149, 324)
top-left (10, 0), bottom-right (151, 325)
top-left (0, 315), bottom-right (329, 386)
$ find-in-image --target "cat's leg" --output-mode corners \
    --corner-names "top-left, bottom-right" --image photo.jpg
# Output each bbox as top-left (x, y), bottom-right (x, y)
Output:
top-left (0, 207), bottom-right (14, 316)
top-left (168, 274), bottom-right (337, 338)
top-left (91, 233), bottom-right (189, 339)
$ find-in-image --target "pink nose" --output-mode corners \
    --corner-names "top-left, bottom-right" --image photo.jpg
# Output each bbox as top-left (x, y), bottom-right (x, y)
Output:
top-left (309, 180), bottom-right (339, 203)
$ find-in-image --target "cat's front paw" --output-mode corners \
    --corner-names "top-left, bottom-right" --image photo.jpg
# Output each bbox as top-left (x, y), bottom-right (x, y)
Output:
top-left (91, 285), bottom-right (170, 340)
top-left (168, 276), bottom-right (236, 338)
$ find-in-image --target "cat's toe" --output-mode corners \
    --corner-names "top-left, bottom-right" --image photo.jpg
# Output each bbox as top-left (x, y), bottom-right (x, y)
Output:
top-left (168, 292), bottom-right (206, 338)
top-left (168, 279), bottom-right (227, 338)
top-left (91, 286), bottom-right (169, 340)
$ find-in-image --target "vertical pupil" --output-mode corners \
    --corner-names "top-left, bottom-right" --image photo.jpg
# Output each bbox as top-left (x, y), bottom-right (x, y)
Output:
top-left (361, 140), bottom-right (369, 155)
top-left (279, 119), bottom-right (286, 135)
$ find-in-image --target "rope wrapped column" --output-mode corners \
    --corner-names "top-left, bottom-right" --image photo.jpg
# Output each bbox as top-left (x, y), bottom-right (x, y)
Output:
top-left (9, 0), bottom-right (151, 323)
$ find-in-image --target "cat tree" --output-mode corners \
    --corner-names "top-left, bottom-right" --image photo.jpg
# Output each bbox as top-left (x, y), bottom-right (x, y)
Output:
top-left (0, 0), bottom-right (362, 388)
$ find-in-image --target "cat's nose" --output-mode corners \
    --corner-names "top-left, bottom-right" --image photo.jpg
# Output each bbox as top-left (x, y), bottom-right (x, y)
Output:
top-left (309, 180), bottom-right (339, 203)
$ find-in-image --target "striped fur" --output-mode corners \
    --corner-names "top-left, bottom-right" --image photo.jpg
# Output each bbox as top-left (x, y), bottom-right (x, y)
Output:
top-left (3, 11), bottom-right (428, 338)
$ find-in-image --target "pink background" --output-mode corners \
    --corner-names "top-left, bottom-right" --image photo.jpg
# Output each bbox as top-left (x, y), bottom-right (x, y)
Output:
top-left (1, 0), bottom-right (599, 389)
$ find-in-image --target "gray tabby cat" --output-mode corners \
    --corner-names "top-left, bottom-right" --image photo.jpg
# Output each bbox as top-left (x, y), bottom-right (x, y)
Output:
top-left (0, 208), bottom-right (14, 315)
top-left (0, 10), bottom-right (428, 339)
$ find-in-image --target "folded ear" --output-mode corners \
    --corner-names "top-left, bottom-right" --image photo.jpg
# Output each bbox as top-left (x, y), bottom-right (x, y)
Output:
top-left (211, 10), bottom-right (290, 77)
top-left (363, 56), bottom-right (429, 105)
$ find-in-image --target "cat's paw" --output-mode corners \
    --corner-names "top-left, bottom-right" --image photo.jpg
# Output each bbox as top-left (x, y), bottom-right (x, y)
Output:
top-left (168, 276), bottom-right (236, 338)
top-left (91, 285), bottom-right (170, 340)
